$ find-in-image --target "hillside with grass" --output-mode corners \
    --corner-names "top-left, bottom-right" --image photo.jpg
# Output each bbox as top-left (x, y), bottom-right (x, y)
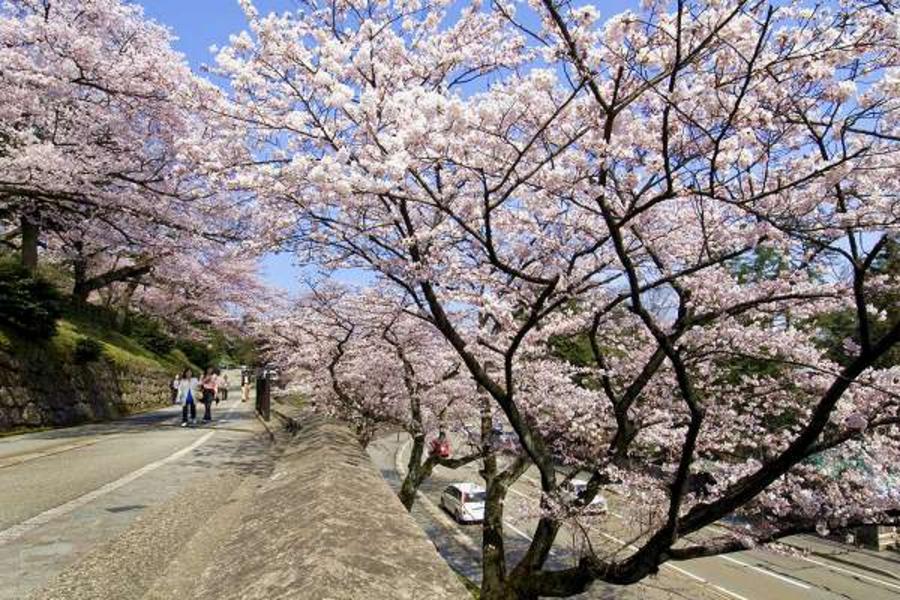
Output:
top-left (0, 255), bottom-right (254, 433)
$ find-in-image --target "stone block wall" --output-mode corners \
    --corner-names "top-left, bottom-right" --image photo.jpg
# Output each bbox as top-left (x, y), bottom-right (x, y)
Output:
top-left (0, 347), bottom-right (170, 431)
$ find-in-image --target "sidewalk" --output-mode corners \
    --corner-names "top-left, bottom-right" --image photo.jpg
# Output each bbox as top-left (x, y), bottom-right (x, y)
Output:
top-left (31, 414), bottom-right (470, 600)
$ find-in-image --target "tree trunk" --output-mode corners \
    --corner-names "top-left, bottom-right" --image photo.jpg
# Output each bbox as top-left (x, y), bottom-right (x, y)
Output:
top-left (20, 215), bottom-right (38, 272)
top-left (480, 394), bottom-right (512, 600)
top-left (399, 433), bottom-right (426, 510)
top-left (72, 242), bottom-right (89, 305)
top-left (115, 280), bottom-right (140, 329)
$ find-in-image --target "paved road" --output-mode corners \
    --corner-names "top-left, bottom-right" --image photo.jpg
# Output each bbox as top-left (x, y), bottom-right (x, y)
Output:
top-left (0, 382), bottom-right (267, 600)
top-left (369, 432), bottom-right (900, 600)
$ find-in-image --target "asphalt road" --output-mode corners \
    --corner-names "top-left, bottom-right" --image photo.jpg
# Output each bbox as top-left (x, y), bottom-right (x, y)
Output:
top-left (0, 380), bottom-right (266, 600)
top-left (369, 432), bottom-right (900, 600)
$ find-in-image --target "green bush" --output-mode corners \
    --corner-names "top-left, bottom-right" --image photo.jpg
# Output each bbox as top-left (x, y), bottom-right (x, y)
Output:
top-left (176, 338), bottom-right (214, 370)
top-left (0, 258), bottom-right (63, 338)
top-left (73, 337), bottom-right (103, 363)
top-left (127, 315), bottom-right (175, 355)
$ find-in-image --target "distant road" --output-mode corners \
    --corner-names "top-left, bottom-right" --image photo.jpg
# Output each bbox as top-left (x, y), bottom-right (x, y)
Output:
top-left (0, 386), bottom-right (267, 600)
top-left (369, 432), bottom-right (900, 600)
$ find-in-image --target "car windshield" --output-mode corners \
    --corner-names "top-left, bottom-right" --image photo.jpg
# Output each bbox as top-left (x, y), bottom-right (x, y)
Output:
top-left (463, 491), bottom-right (486, 503)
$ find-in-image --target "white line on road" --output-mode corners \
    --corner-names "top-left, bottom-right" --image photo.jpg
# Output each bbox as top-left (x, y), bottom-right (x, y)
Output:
top-left (586, 513), bottom-right (756, 600)
top-left (0, 436), bottom-right (115, 469)
top-left (505, 520), bottom-right (536, 542)
top-left (394, 438), bottom-right (480, 553)
top-left (394, 438), bottom-right (555, 556)
top-left (0, 430), bottom-right (215, 546)
top-left (522, 475), bottom-right (818, 594)
top-left (508, 487), bottom-right (531, 500)
top-left (711, 584), bottom-right (750, 600)
top-left (399, 440), bottom-right (753, 600)
top-left (719, 555), bottom-right (811, 589)
top-left (797, 554), bottom-right (900, 592)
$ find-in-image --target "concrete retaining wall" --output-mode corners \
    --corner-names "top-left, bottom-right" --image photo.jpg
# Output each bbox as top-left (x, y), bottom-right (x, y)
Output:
top-left (0, 347), bottom-right (170, 431)
top-left (176, 416), bottom-right (471, 600)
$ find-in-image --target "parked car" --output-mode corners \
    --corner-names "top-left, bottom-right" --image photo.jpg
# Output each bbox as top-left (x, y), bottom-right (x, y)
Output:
top-left (440, 483), bottom-right (486, 523)
top-left (563, 479), bottom-right (608, 514)
top-left (493, 429), bottom-right (519, 453)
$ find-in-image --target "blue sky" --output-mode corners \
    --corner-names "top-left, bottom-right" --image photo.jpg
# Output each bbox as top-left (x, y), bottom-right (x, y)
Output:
top-left (138, 0), bottom-right (304, 290)
top-left (137, 1), bottom-right (637, 291)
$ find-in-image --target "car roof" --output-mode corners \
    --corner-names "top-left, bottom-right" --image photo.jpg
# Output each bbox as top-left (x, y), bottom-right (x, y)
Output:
top-left (448, 482), bottom-right (485, 493)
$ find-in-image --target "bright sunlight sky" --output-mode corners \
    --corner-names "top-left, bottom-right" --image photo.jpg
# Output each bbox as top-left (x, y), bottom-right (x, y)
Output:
top-left (137, 0), bottom-right (636, 291)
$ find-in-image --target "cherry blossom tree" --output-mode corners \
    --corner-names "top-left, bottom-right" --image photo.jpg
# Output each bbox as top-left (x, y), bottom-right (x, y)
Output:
top-left (0, 0), bottom-right (268, 337)
top-left (0, 0), bottom-right (244, 274)
top-left (213, 0), bottom-right (899, 597)
top-left (261, 284), bottom-right (484, 509)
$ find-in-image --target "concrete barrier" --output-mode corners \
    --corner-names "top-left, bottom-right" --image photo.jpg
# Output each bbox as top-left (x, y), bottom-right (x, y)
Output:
top-left (161, 416), bottom-right (471, 600)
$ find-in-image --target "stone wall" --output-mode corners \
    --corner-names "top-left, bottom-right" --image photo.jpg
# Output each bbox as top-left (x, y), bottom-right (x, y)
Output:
top-left (0, 346), bottom-right (170, 431)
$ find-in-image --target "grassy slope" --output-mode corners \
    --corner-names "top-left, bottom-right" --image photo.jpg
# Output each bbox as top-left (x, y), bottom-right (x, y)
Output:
top-left (0, 315), bottom-right (196, 376)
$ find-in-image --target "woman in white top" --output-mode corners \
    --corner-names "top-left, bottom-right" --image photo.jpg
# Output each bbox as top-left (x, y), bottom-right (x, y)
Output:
top-left (176, 368), bottom-right (200, 426)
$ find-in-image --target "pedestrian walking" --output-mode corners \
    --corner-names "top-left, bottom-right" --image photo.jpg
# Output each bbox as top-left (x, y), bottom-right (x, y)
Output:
top-left (170, 373), bottom-right (179, 404)
top-left (241, 369), bottom-right (251, 403)
top-left (200, 367), bottom-right (217, 422)
top-left (213, 368), bottom-right (223, 404)
top-left (218, 372), bottom-right (229, 403)
top-left (176, 368), bottom-right (199, 427)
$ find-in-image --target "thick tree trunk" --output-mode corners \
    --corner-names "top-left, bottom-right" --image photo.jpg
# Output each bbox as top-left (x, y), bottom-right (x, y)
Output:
top-left (480, 395), bottom-right (513, 600)
top-left (399, 433), bottom-right (426, 510)
top-left (482, 479), bottom-right (516, 599)
top-left (72, 257), bottom-right (154, 308)
top-left (71, 240), bottom-right (90, 305)
top-left (20, 215), bottom-right (38, 272)
top-left (115, 280), bottom-right (140, 329)
top-left (72, 266), bottom-right (89, 305)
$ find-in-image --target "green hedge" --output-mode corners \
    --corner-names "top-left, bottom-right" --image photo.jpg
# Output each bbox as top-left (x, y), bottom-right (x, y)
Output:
top-left (0, 258), bottom-right (63, 339)
top-left (73, 337), bottom-right (103, 364)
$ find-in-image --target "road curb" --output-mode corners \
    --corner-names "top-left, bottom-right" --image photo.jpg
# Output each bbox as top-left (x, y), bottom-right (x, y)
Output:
top-left (254, 412), bottom-right (276, 442)
top-left (255, 404), bottom-right (303, 444)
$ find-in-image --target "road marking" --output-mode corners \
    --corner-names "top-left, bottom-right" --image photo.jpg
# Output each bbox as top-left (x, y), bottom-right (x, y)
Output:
top-left (711, 584), bottom-right (750, 600)
top-left (525, 472), bottom-right (816, 595)
top-left (0, 431), bottom-right (215, 546)
top-left (395, 438), bottom-right (753, 600)
top-left (508, 487), bottom-right (531, 500)
top-left (580, 511), bottom-right (753, 600)
top-left (505, 520), bottom-right (536, 542)
top-left (797, 554), bottom-right (900, 591)
top-left (718, 555), bottom-right (810, 589)
top-left (0, 437), bottom-right (115, 469)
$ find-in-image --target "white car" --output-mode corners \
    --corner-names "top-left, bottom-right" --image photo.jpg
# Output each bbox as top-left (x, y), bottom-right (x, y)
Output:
top-left (564, 479), bottom-right (608, 514)
top-left (440, 483), bottom-right (486, 523)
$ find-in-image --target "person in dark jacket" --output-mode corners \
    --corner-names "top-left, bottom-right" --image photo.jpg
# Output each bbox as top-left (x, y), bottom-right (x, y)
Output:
top-left (200, 367), bottom-right (217, 422)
